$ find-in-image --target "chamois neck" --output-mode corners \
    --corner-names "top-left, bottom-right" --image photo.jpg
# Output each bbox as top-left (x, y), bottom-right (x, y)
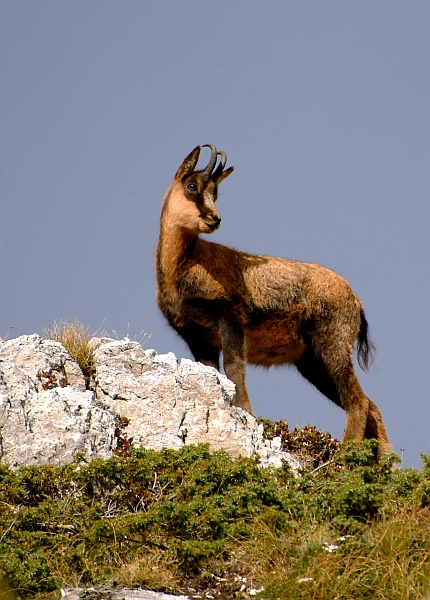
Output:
top-left (158, 200), bottom-right (198, 258)
top-left (156, 193), bottom-right (200, 296)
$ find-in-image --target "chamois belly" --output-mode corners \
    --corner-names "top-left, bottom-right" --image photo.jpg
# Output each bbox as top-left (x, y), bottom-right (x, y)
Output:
top-left (245, 320), bottom-right (306, 366)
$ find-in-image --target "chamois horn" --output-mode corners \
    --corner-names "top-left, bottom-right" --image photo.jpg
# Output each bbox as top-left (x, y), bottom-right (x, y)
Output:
top-left (201, 144), bottom-right (218, 176)
top-left (213, 151), bottom-right (227, 178)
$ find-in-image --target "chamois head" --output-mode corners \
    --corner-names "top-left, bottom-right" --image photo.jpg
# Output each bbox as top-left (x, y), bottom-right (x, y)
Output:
top-left (166, 144), bottom-right (234, 236)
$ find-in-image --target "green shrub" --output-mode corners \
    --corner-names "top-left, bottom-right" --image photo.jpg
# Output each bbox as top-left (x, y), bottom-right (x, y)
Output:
top-left (0, 441), bottom-right (429, 599)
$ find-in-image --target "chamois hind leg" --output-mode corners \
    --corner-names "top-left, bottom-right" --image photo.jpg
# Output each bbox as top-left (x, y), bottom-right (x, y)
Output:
top-left (179, 324), bottom-right (221, 371)
top-left (310, 327), bottom-right (391, 456)
top-left (295, 349), bottom-right (341, 407)
top-left (295, 345), bottom-right (369, 445)
top-left (296, 349), bottom-right (391, 457)
top-left (365, 399), bottom-right (392, 458)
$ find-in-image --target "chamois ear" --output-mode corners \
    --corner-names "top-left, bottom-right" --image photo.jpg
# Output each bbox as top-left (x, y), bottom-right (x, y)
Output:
top-left (175, 146), bottom-right (200, 179)
top-left (217, 165), bottom-right (234, 183)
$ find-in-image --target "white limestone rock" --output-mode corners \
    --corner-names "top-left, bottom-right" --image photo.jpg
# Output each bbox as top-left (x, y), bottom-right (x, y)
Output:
top-left (0, 335), bottom-right (115, 467)
top-left (62, 588), bottom-right (190, 600)
top-left (0, 335), bottom-right (299, 471)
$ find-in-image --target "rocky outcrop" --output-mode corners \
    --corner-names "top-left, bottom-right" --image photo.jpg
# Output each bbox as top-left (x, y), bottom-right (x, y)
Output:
top-left (0, 335), bottom-right (298, 470)
top-left (62, 587), bottom-right (190, 600)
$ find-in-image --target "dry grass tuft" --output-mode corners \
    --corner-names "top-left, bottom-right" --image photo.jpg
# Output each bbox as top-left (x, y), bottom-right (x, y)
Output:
top-left (43, 319), bottom-right (98, 379)
top-left (114, 551), bottom-right (180, 592)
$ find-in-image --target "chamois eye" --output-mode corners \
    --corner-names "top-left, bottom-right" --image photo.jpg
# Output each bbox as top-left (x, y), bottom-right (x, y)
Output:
top-left (187, 183), bottom-right (198, 192)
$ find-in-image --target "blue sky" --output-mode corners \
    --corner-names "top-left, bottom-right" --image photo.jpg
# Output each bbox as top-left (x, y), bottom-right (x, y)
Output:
top-left (1, 1), bottom-right (429, 467)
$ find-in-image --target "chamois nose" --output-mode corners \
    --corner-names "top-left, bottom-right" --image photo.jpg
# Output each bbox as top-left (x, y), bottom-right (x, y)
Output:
top-left (211, 214), bottom-right (221, 225)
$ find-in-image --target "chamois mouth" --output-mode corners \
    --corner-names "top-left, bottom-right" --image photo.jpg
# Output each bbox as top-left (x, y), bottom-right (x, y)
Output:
top-left (204, 221), bottom-right (220, 231)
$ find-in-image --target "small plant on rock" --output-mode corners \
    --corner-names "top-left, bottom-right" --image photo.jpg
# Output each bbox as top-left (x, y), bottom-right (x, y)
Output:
top-left (43, 319), bottom-right (97, 382)
top-left (259, 418), bottom-right (340, 468)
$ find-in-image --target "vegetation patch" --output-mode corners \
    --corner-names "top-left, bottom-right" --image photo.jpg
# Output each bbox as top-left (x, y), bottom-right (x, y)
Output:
top-left (0, 438), bottom-right (429, 599)
top-left (43, 319), bottom-right (97, 384)
top-left (259, 419), bottom-right (340, 468)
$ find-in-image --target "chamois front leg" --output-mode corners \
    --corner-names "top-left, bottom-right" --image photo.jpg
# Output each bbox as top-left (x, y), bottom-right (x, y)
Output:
top-left (178, 323), bottom-right (221, 371)
top-left (219, 319), bottom-right (255, 417)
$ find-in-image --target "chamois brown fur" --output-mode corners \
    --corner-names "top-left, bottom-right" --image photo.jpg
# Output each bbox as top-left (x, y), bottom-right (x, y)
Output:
top-left (156, 145), bottom-right (392, 457)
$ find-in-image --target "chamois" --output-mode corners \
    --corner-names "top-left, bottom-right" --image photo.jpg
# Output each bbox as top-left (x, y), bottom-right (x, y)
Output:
top-left (156, 144), bottom-right (392, 457)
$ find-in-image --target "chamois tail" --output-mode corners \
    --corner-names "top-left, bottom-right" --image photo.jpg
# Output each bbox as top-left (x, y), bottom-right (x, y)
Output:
top-left (357, 308), bottom-right (376, 371)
